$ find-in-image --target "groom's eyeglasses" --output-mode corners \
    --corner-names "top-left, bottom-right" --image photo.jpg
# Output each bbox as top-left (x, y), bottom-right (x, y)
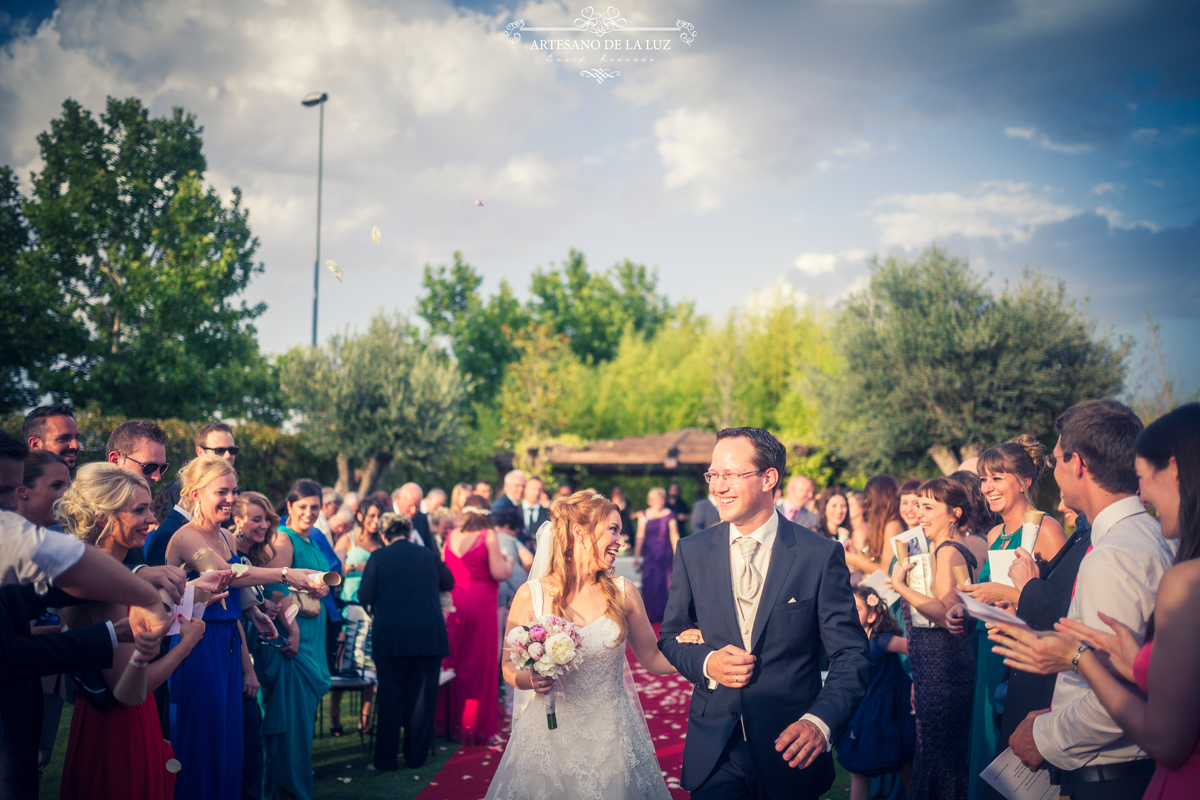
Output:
top-left (200, 445), bottom-right (240, 457)
top-left (703, 469), bottom-right (763, 485)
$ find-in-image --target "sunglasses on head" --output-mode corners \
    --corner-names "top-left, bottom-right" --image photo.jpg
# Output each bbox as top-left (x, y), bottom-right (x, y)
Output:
top-left (200, 445), bottom-right (240, 456)
top-left (120, 453), bottom-right (169, 477)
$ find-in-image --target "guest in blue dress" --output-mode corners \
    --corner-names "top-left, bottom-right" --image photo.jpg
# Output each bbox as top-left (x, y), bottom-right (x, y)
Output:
top-left (837, 585), bottom-right (915, 800)
top-left (164, 456), bottom-right (249, 800)
top-left (633, 488), bottom-right (679, 623)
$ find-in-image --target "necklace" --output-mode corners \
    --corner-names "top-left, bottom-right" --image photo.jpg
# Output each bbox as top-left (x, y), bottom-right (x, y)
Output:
top-left (996, 524), bottom-right (1019, 546)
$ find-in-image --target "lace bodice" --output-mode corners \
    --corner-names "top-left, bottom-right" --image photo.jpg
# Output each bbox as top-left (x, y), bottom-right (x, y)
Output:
top-left (486, 577), bottom-right (670, 800)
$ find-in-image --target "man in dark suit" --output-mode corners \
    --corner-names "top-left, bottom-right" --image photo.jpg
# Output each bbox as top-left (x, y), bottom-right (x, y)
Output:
top-left (392, 483), bottom-right (439, 557)
top-left (518, 476), bottom-right (551, 543)
top-left (659, 427), bottom-right (870, 800)
top-left (1, 584), bottom-right (123, 799)
top-left (359, 516), bottom-right (454, 771)
top-left (490, 469), bottom-right (525, 517)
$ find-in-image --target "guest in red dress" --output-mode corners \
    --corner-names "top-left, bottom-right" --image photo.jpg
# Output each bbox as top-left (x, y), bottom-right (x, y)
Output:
top-left (438, 495), bottom-right (513, 745)
top-left (56, 463), bottom-right (218, 800)
top-left (990, 403), bottom-right (1200, 800)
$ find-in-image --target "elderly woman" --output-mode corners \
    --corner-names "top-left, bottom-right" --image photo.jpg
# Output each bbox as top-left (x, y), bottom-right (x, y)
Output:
top-left (57, 463), bottom-right (203, 800)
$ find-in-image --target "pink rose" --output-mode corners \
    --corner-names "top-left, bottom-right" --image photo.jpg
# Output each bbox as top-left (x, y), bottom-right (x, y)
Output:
top-left (527, 642), bottom-right (545, 660)
top-left (529, 625), bottom-right (548, 642)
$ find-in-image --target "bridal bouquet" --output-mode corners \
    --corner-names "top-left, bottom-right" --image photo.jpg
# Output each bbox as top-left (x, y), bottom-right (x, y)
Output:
top-left (505, 615), bottom-right (585, 729)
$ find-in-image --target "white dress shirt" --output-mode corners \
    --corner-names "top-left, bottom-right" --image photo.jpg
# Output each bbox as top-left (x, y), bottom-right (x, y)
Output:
top-left (521, 501), bottom-right (542, 533)
top-left (1032, 496), bottom-right (1175, 770)
top-left (0, 511), bottom-right (86, 594)
top-left (700, 512), bottom-right (833, 749)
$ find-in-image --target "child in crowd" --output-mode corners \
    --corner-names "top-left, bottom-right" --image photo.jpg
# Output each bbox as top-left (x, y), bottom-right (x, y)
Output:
top-left (836, 585), bottom-right (916, 800)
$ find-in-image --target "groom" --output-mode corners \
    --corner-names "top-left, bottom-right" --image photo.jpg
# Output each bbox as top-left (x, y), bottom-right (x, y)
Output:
top-left (659, 427), bottom-right (870, 799)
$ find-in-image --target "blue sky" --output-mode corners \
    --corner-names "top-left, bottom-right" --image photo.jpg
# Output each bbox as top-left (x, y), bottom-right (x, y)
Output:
top-left (1, 0), bottom-right (1196, 398)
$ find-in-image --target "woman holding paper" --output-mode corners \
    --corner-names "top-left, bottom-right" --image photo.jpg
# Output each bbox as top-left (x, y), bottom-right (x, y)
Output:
top-left (890, 477), bottom-right (979, 800)
top-left (258, 479), bottom-right (333, 800)
top-left (960, 436), bottom-right (1066, 800)
top-left (990, 404), bottom-right (1200, 800)
top-left (57, 463), bottom-right (212, 800)
top-left (166, 458), bottom-right (324, 800)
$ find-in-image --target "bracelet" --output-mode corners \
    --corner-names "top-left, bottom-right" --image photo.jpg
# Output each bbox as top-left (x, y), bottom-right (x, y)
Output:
top-left (1071, 642), bottom-right (1091, 672)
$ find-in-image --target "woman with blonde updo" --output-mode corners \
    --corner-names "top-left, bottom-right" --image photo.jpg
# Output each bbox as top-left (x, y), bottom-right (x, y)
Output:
top-left (959, 435), bottom-right (1066, 800)
top-left (438, 495), bottom-right (513, 744)
top-left (165, 458), bottom-right (324, 800)
top-left (57, 463), bottom-right (199, 800)
top-left (486, 491), bottom-right (691, 800)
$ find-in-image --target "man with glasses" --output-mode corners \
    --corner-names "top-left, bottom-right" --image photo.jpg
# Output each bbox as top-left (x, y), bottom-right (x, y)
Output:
top-left (659, 427), bottom-right (870, 800)
top-left (194, 422), bottom-right (238, 465)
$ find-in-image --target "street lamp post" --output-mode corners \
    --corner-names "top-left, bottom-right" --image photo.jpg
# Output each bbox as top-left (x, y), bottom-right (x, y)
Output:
top-left (301, 91), bottom-right (328, 347)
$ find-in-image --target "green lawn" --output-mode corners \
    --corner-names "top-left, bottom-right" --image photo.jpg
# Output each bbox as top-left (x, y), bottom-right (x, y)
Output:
top-left (39, 694), bottom-right (460, 800)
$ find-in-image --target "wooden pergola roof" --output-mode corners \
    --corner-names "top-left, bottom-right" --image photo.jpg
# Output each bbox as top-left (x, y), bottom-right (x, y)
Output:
top-left (541, 428), bottom-right (716, 476)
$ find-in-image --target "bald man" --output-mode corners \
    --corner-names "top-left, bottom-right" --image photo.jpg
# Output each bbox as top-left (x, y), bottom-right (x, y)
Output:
top-left (780, 476), bottom-right (820, 530)
top-left (392, 483), bottom-right (437, 556)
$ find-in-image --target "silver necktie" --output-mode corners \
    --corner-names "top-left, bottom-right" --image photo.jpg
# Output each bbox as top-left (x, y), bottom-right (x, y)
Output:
top-left (734, 536), bottom-right (762, 603)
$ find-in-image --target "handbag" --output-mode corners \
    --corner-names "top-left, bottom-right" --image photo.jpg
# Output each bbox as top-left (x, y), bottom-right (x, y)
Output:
top-left (904, 553), bottom-right (937, 629)
top-left (295, 590), bottom-right (322, 618)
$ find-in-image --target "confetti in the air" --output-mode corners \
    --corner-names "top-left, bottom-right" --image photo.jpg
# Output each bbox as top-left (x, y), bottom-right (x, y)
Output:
top-left (166, 759), bottom-right (182, 774)
top-left (326, 260), bottom-right (345, 283)
top-left (475, 200), bottom-right (483, 206)
top-left (371, 226), bottom-right (381, 244)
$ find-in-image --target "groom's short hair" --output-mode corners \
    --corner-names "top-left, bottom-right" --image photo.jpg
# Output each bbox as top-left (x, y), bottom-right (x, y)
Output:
top-left (716, 427), bottom-right (787, 492)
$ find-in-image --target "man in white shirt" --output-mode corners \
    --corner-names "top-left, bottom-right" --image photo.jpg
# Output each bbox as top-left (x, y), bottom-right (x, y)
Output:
top-left (1009, 399), bottom-right (1173, 800)
top-left (519, 476), bottom-right (550, 540)
top-left (659, 427), bottom-right (869, 799)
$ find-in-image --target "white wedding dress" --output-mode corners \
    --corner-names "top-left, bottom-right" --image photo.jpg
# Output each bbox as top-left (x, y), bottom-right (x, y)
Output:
top-left (485, 577), bottom-right (672, 800)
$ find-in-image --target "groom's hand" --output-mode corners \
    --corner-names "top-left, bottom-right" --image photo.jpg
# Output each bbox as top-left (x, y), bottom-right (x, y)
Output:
top-left (775, 719), bottom-right (825, 769)
top-left (708, 644), bottom-right (755, 688)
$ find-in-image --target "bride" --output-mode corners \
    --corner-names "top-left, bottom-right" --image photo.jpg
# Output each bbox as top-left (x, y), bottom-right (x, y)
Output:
top-left (486, 491), bottom-right (699, 800)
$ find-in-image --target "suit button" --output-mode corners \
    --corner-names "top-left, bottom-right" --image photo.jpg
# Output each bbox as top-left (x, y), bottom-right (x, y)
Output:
top-left (730, 712), bottom-right (737, 718)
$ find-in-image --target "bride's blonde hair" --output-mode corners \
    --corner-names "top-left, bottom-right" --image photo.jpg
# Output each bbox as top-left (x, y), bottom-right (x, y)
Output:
top-left (546, 491), bottom-right (628, 646)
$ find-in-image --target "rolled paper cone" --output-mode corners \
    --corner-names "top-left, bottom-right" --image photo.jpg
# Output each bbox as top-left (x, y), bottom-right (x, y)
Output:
top-left (230, 563), bottom-right (250, 577)
top-left (952, 565), bottom-right (970, 586)
top-left (157, 587), bottom-right (175, 610)
top-left (1020, 509), bottom-right (1045, 553)
top-left (192, 602), bottom-right (207, 621)
top-left (166, 759), bottom-right (182, 774)
top-left (190, 547), bottom-right (229, 610)
top-left (284, 604), bottom-right (300, 625)
top-left (322, 571), bottom-right (342, 587)
top-left (894, 541), bottom-right (909, 562)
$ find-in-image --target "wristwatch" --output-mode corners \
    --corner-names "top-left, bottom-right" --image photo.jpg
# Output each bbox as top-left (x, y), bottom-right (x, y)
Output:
top-left (280, 567), bottom-right (289, 583)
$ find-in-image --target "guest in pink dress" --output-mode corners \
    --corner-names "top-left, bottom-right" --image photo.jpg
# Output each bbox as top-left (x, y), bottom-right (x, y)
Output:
top-left (989, 403), bottom-right (1200, 800)
top-left (438, 495), bottom-right (513, 745)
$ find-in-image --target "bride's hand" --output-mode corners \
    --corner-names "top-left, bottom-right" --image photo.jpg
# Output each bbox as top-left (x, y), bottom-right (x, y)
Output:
top-left (530, 672), bottom-right (555, 695)
top-left (676, 627), bottom-right (705, 645)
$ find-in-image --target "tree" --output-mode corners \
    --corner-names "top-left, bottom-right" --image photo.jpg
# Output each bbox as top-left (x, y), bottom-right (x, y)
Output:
top-left (278, 313), bottom-right (467, 496)
top-left (9, 97), bottom-right (273, 419)
top-left (816, 246), bottom-right (1131, 474)
top-left (529, 249), bottom-right (672, 364)
top-left (418, 252), bottom-right (529, 407)
top-left (496, 324), bottom-right (583, 477)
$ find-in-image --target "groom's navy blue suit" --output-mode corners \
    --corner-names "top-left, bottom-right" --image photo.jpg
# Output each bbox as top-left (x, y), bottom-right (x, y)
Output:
top-left (658, 513), bottom-right (870, 799)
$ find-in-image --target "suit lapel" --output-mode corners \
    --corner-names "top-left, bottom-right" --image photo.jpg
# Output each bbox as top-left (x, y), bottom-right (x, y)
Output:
top-left (750, 515), bottom-right (797, 651)
top-left (707, 524), bottom-right (741, 645)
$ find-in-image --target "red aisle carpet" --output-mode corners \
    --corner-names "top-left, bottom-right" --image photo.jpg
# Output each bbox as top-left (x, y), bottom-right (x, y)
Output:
top-left (416, 627), bottom-right (692, 800)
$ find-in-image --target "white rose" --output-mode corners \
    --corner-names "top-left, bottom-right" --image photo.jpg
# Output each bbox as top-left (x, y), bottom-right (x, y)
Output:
top-left (545, 632), bottom-right (576, 665)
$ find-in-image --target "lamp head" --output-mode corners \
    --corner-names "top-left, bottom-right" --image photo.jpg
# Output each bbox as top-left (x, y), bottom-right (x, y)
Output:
top-left (301, 92), bottom-right (328, 107)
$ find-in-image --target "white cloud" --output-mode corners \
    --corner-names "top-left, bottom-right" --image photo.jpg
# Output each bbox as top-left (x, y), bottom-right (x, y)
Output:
top-left (743, 278), bottom-right (810, 318)
top-left (1004, 126), bottom-right (1093, 154)
top-left (1092, 182), bottom-right (1118, 195)
top-left (1095, 205), bottom-right (1160, 233)
top-left (871, 181), bottom-right (1079, 248)
top-left (794, 248), bottom-right (870, 276)
top-left (654, 106), bottom-right (741, 208)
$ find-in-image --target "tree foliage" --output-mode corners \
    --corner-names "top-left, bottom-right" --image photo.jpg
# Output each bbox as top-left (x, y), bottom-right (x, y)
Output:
top-left (278, 313), bottom-right (468, 496)
top-left (2, 97), bottom-right (273, 419)
top-left (815, 246), bottom-right (1131, 475)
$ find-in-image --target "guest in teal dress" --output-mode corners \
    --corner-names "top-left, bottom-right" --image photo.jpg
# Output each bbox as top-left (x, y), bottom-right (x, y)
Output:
top-left (959, 436), bottom-right (1066, 800)
top-left (260, 480), bottom-right (333, 800)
